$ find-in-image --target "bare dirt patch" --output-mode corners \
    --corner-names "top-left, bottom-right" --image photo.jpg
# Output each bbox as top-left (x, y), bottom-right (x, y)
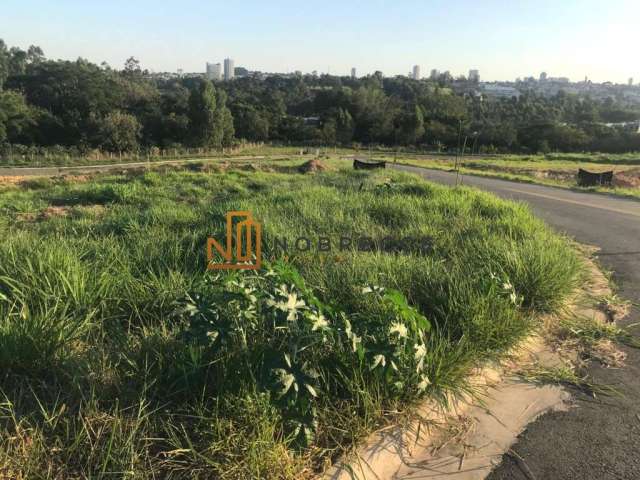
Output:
top-left (613, 168), bottom-right (640, 189)
top-left (532, 169), bottom-right (576, 183)
top-left (0, 175), bottom-right (32, 185)
top-left (39, 206), bottom-right (71, 220)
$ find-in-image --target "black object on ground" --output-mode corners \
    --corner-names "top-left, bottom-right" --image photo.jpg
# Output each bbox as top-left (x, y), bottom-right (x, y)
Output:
top-left (354, 158), bottom-right (386, 170)
top-left (577, 168), bottom-right (613, 187)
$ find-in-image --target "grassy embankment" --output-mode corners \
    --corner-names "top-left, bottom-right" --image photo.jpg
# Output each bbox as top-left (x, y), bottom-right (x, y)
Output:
top-left (0, 160), bottom-right (582, 478)
top-left (0, 145), bottom-right (323, 168)
top-left (5, 146), bottom-right (639, 200)
top-left (388, 152), bottom-right (640, 200)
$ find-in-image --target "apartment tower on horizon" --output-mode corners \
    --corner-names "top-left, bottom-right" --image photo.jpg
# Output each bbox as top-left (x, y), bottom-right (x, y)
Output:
top-left (206, 62), bottom-right (222, 81)
top-left (224, 58), bottom-right (235, 81)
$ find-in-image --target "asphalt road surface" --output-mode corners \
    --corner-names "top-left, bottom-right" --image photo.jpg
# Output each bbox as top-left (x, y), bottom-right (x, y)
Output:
top-left (394, 164), bottom-right (640, 480)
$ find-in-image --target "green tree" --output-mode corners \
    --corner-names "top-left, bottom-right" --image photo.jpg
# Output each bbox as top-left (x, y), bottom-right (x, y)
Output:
top-left (0, 40), bottom-right (8, 89)
top-left (188, 80), bottom-right (221, 147)
top-left (97, 111), bottom-right (142, 152)
top-left (26, 46), bottom-right (44, 65)
top-left (335, 108), bottom-right (354, 144)
top-left (320, 118), bottom-right (337, 145)
top-left (123, 56), bottom-right (141, 76)
top-left (217, 90), bottom-right (235, 146)
top-left (0, 90), bottom-right (37, 143)
top-left (188, 80), bottom-right (234, 148)
top-left (8, 59), bottom-right (132, 145)
top-left (396, 104), bottom-right (425, 145)
top-left (233, 105), bottom-right (269, 141)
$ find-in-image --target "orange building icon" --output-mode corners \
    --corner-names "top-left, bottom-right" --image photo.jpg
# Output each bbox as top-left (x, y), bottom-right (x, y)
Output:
top-left (207, 211), bottom-right (262, 270)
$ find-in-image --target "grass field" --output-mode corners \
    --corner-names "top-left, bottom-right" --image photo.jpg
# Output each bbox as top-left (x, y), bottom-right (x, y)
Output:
top-left (0, 160), bottom-right (582, 478)
top-left (388, 153), bottom-right (640, 200)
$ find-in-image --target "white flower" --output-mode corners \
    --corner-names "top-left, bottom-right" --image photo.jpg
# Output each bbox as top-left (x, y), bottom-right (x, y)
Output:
top-left (276, 284), bottom-right (289, 296)
top-left (344, 319), bottom-right (361, 352)
top-left (362, 285), bottom-right (385, 294)
top-left (389, 322), bottom-right (408, 339)
top-left (309, 311), bottom-right (329, 331)
top-left (489, 272), bottom-right (498, 280)
top-left (305, 384), bottom-right (318, 397)
top-left (240, 285), bottom-right (257, 303)
top-left (345, 319), bottom-right (353, 337)
top-left (502, 281), bottom-right (513, 291)
top-left (275, 291), bottom-right (306, 321)
top-left (417, 375), bottom-right (431, 392)
top-left (414, 343), bottom-right (427, 372)
top-left (510, 291), bottom-right (518, 305)
top-left (273, 368), bottom-right (297, 396)
top-left (350, 332), bottom-right (362, 352)
top-left (371, 354), bottom-right (386, 370)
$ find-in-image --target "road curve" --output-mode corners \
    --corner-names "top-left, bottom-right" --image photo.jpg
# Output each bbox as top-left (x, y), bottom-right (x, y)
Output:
top-left (393, 164), bottom-right (640, 480)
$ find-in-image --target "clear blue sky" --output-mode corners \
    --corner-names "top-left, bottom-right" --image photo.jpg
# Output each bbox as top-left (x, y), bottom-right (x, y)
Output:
top-left (1, 0), bottom-right (638, 83)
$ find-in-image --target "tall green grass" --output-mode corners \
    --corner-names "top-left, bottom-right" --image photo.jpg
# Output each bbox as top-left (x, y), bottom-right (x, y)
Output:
top-left (0, 165), bottom-right (582, 478)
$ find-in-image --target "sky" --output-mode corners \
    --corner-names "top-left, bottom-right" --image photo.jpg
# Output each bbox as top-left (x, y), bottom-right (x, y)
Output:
top-left (1, 0), bottom-right (639, 83)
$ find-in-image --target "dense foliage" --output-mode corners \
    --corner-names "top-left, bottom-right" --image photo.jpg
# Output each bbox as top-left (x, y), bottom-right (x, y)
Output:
top-left (1, 39), bottom-right (639, 154)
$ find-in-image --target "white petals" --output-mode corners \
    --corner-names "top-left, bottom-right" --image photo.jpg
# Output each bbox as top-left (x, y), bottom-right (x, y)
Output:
top-left (362, 285), bottom-right (385, 294)
top-left (275, 290), bottom-right (306, 321)
top-left (309, 311), bottom-right (330, 331)
top-left (417, 375), bottom-right (431, 392)
top-left (389, 322), bottom-right (408, 339)
top-left (371, 354), bottom-right (386, 370)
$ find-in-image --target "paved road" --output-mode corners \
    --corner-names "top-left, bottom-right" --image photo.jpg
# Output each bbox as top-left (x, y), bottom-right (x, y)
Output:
top-left (394, 164), bottom-right (640, 480)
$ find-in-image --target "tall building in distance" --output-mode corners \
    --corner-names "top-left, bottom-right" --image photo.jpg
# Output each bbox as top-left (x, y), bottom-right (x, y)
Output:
top-left (629, 77), bottom-right (634, 86)
top-left (468, 69), bottom-right (480, 83)
top-left (430, 69), bottom-right (439, 80)
top-left (412, 65), bottom-right (421, 80)
top-left (224, 58), bottom-right (235, 81)
top-left (351, 67), bottom-right (357, 79)
top-left (206, 62), bottom-right (222, 81)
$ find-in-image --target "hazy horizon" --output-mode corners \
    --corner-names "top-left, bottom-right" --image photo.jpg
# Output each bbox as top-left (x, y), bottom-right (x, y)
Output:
top-left (1, 0), bottom-right (638, 83)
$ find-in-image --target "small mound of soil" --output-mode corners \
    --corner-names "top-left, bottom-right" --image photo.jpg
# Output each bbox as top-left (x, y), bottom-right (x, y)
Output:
top-left (532, 170), bottom-right (575, 182)
top-left (0, 176), bottom-right (30, 185)
top-left (613, 168), bottom-right (640, 189)
top-left (238, 163), bottom-right (260, 172)
top-left (298, 159), bottom-right (328, 174)
top-left (39, 206), bottom-right (70, 220)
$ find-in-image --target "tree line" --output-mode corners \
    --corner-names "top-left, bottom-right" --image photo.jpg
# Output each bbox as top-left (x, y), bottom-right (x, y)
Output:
top-left (1, 39), bottom-right (640, 155)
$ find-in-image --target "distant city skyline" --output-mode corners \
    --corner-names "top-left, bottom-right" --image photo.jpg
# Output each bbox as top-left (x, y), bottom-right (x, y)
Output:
top-left (1, 0), bottom-right (638, 84)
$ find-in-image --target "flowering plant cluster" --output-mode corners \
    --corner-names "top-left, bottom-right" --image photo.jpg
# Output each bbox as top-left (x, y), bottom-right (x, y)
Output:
top-left (176, 262), bottom-right (433, 446)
